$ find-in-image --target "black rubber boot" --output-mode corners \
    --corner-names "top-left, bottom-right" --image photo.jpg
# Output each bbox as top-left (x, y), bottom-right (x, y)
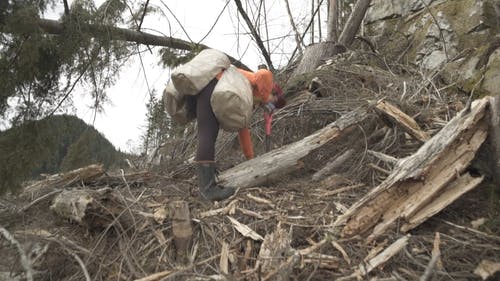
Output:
top-left (196, 163), bottom-right (235, 201)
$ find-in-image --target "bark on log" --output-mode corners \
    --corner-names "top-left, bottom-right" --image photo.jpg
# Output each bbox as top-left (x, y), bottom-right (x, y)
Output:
top-left (488, 96), bottom-right (500, 184)
top-left (290, 0), bottom-right (371, 78)
top-left (169, 201), bottom-right (192, 265)
top-left (375, 100), bottom-right (430, 142)
top-left (291, 42), bottom-right (346, 77)
top-left (22, 164), bottom-right (105, 199)
top-left (338, 0), bottom-right (372, 46)
top-left (335, 98), bottom-right (490, 240)
top-left (219, 107), bottom-right (369, 188)
top-left (50, 187), bottom-right (124, 229)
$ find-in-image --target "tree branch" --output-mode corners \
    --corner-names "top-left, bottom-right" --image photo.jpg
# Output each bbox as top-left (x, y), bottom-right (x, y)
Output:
top-left (283, 0), bottom-right (304, 54)
top-left (233, 0), bottom-right (274, 71)
top-left (34, 18), bottom-right (251, 70)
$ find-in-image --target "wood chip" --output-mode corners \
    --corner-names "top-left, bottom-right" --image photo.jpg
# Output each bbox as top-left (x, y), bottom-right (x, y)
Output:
top-left (474, 260), bottom-right (500, 280)
top-left (227, 216), bottom-right (264, 241)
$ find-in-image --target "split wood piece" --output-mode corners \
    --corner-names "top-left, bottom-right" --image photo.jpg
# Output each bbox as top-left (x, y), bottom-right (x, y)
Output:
top-left (256, 226), bottom-right (293, 281)
top-left (338, 235), bottom-right (410, 281)
top-left (22, 164), bottom-right (105, 199)
top-left (367, 150), bottom-right (399, 165)
top-left (227, 216), bottom-right (264, 241)
top-left (50, 188), bottom-right (130, 229)
top-left (420, 232), bottom-right (442, 281)
top-left (301, 253), bottom-right (340, 269)
top-left (474, 260), bottom-right (500, 280)
top-left (312, 149), bottom-right (355, 182)
top-left (169, 200), bottom-right (192, 265)
top-left (335, 98), bottom-right (490, 240)
top-left (359, 235), bottom-right (410, 276)
top-left (239, 239), bottom-right (253, 273)
top-left (401, 173), bottom-right (484, 232)
top-left (197, 199), bottom-right (238, 218)
top-left (220, 241), bottom-right (229, 275)
top-left (375, 100), bottom-right (430, 142)
top-left (219, 107), bottom-right (369, 188)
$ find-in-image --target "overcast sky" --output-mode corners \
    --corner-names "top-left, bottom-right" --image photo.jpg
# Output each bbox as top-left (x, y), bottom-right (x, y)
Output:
top-left (46, 0), bottom-right (321, 152)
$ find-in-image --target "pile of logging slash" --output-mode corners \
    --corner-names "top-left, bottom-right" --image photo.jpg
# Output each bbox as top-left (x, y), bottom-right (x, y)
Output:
top-left (1, 62), bottom-right (500, 281)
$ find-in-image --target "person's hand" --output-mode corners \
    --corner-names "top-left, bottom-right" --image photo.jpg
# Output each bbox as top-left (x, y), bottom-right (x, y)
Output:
top-left (263, 102), bottom-right (275, 113)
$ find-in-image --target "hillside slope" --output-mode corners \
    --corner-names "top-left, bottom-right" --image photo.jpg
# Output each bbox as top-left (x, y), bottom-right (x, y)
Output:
top-left (0, 114), bottom-right (125, 194)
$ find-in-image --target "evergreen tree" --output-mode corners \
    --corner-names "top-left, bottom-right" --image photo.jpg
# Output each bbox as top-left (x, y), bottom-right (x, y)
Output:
top-left (60, 126), bottom-right (124, 172)
top-left (0, 0), bottom-right (132, 125)
top-left (142, 92), bottom-right (172, 155)
top-left (0, 114), bottom-right (125, 194)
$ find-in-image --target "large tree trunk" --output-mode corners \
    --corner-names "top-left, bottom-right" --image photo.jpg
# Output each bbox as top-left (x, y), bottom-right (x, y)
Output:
top-left (326, 0), bottom-right (339, 42)
top-left (291, 0), bottom-right (371, 77)
top-left (338, 0), bottom-right (371, 46)
top-left (36, 18), bottom-right (251, 71)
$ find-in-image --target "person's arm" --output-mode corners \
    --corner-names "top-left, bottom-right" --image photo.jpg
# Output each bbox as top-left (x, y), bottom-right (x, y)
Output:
top-left (238, 127), bottom-right (254, 160)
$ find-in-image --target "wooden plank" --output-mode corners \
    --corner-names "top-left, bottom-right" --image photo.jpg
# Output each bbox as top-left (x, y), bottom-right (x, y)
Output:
top-left (360, 235), bottom-right (410, 275)
top-left (375, 100), bottom-right (430, 142)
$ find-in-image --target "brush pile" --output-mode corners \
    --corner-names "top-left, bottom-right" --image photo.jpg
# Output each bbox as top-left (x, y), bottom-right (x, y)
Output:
top-left (1, 53), bottom-right (499, 281)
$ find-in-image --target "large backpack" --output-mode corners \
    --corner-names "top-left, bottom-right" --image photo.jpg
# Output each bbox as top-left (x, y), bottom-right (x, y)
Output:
top-left (171, 49), bottom-right (230, 96)
top-left (211, 65), bottom-right (253, 131)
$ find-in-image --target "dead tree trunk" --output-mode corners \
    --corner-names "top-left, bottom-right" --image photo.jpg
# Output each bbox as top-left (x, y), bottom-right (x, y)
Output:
top-left (219, 107), bottom-right (369, 188)
top-left (334, 98), bottom-right (490, 241)
top-left (337, 0), bottom-right (371, 46)
top-left (488, 96), bottom-right (500, 184)
top-left (291, 0), bottom-right (372, 77)
top-left (326, 0), bottom-right (339, 42)
top-left (35, 18), bottom-right (250, 70)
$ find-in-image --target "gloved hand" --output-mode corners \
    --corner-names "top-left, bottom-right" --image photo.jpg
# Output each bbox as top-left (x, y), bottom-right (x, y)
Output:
top-left (263, 102), bottom-right (276, 113)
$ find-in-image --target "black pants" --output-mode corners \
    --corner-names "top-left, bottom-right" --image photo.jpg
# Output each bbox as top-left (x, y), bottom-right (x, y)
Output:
top-left (195, 79), bottom-right (219, 162)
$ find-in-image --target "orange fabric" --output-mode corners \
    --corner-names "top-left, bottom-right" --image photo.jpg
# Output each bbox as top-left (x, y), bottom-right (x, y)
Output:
top-left (237, 68), bottom-right (273, 104)
top-left (235, 68), bottom-right (273, 159)
top-left (238, 127), bottom-right (254, 160)
top-left (215, 70), bottom-right (224, 80)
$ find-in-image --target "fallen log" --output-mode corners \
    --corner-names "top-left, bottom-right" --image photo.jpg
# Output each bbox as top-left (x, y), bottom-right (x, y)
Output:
top-left (334, 98), bottom-right (490, 241)
top-left (22, 164), bottom-right (105, 199)
top-left (374, 100), bottom-right (430, 142)
top-left (219, 107), bottom-right (369, 188)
